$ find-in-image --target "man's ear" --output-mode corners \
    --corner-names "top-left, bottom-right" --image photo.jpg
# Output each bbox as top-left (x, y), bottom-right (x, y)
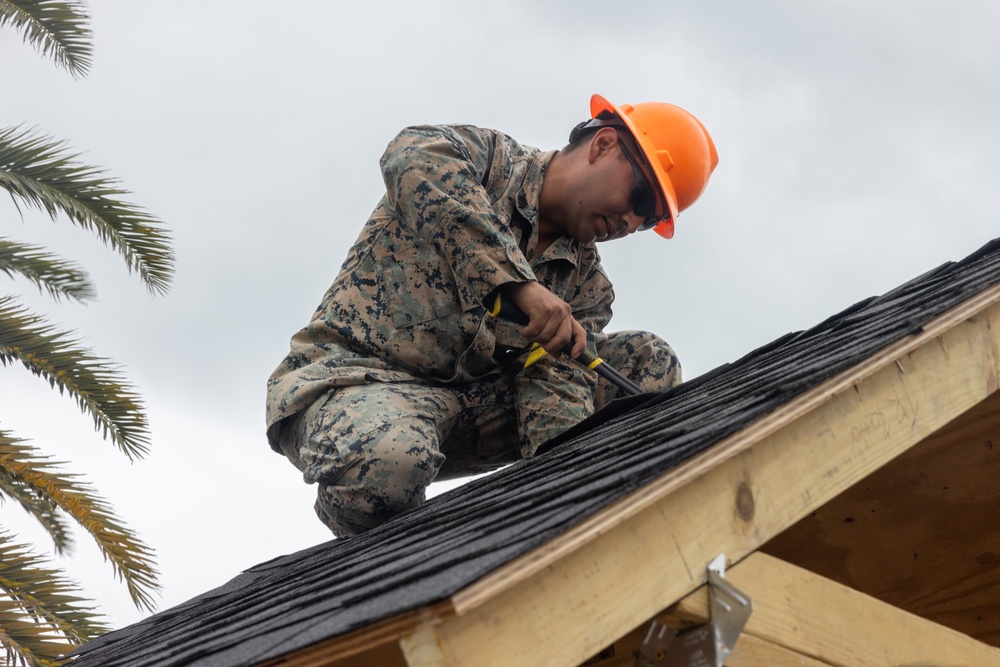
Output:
top-left (587, 127), bottom-right (621, 164)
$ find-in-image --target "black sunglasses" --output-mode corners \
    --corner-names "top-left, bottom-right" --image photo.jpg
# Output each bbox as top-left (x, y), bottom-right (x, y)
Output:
top-left (617, 139), bottom-right (661, 231)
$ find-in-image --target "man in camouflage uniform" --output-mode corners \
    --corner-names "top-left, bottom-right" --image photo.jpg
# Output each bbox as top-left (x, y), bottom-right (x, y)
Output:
top-left (267, 94), bottom-right (718, 538)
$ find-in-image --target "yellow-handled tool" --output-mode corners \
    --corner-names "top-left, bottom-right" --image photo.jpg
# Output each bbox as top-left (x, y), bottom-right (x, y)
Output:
top-left (488, 293), bottom-right (644, 396)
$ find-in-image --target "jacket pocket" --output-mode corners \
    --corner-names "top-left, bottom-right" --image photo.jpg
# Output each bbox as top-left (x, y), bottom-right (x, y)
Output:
top-left (381, 242), bottom-right (472, 328)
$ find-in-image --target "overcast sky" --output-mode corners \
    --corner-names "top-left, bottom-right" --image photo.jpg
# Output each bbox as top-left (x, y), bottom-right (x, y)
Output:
top-left (1, 0), bottom-right (998, 629)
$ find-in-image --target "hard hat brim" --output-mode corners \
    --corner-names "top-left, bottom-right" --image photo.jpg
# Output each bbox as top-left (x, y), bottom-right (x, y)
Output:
top-left (591, 94), bottom-right (679, 238)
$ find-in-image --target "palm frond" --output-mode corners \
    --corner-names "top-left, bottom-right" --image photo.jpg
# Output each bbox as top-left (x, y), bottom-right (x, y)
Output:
top-left (0, 433), bottom-right (160, 612)
top-left (0, 126), bottom-right (173, 295)
top-left (0, 0), bottom-right (92, 78)
top-left (0, 432), bottom-right (74, 556)
top-left (0, 531), bottom-right (110, 666)
top-left (0, 296), bottom-right (150, 460)
top-left (0, 237), bottom-right (94, 303)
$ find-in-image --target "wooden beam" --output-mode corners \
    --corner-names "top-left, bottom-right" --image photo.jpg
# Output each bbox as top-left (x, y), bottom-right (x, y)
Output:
top-left (393, 291), bottom-right (1000, 666)
top-left (720, 634), bottom-right (832, 667)
top-left (661, 552), bottom-right (1000, 666)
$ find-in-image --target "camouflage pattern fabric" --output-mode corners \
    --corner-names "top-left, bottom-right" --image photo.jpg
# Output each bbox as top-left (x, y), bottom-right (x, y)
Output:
top-left (277, 330), bottom-right (680, 538)
top-left (266, 124), bottom-right (681, 537)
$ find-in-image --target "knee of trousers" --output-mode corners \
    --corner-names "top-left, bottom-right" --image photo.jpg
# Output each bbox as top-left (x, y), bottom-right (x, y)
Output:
top-left (599, 330), bottom-right (682, 392)
top-left (312, 415), bottom-right (446, 538)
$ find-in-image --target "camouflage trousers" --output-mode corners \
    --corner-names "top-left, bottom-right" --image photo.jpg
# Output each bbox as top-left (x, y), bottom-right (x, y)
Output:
top-left (278, 330), bottom-right (680, 538)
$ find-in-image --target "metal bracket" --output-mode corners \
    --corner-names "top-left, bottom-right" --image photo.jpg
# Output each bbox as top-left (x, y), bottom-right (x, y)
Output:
top-left (637, 554), bottom-right (753, 667)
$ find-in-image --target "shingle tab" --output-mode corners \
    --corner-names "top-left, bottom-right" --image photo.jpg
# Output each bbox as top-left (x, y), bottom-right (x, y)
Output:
top-left (69, 238), bottom-right (1000, 667)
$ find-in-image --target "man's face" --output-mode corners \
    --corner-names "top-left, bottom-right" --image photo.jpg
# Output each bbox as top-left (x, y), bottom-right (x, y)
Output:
top-left (562, 130), bottom-right (665, 245)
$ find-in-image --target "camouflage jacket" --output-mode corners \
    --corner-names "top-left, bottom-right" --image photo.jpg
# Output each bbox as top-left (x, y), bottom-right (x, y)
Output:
top-left (266, 124), bottom-right (615, 451)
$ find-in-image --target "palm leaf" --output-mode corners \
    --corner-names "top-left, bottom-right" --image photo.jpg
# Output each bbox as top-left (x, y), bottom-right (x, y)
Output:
top-left (0, 126), bottom-right (173, 295)
top-left (0, 531), bottom-right (110, 666)
top-left (0, 432), bottom-right (74, 556)
top-left (0, 237), bottom-right (94, 303)
top-left (0, 432), bottom-right (159, 612)
top-left (0, 479), bottom-right (73, 560)
top-left (0, 296), bottom-right (150, 460)
top-left (0, 0), bottom-right (92, 77)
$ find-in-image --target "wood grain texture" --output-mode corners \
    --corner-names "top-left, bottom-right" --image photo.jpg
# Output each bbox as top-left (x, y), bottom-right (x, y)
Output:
top-left (763, 389), bottom-right (1000, 646)
top-left (723, 634), bottom-right (834, 667)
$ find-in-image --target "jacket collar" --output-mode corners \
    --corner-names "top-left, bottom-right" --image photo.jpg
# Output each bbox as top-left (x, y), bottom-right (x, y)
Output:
top-left (517, 149), bottom-right (582, 266)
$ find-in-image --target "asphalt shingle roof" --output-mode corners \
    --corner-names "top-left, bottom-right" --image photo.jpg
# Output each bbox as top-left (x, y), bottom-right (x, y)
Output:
top-left (70, 238), bottom-right (1000, 667)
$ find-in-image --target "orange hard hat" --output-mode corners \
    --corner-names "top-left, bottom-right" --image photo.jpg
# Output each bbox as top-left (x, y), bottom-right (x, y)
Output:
top-left (591, 94), bottom-right (718, 239)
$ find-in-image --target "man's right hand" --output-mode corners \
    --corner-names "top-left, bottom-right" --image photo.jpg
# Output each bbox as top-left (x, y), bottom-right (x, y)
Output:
top-left (502, 282), bottom-right (587, 360)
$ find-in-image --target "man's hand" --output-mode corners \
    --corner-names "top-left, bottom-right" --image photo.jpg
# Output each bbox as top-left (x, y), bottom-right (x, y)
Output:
top-left (502, 282), bottom-right (587, 359)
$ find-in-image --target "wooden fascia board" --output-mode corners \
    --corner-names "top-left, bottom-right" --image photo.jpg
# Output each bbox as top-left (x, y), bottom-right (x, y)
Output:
top-left (661, 552), bottom-right (1000, 666)
top-left (395, 287), bottom-right (1000, 667)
